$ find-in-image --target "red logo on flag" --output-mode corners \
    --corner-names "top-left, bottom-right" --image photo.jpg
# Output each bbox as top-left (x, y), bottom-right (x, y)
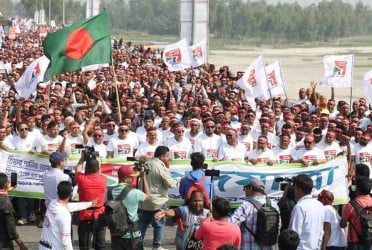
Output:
top-left (192, 46), bottom-right (203, 60)
top-left (267, 70), bottom-right (278, 87)
top-left (332, 60), bottom-right (347, 77)
top-left (165, 48), bottom-right (182, 65)
top-left (247, 69), bottom-right (257, 86)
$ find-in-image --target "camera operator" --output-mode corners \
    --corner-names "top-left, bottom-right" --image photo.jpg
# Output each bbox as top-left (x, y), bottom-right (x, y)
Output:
top-left (139, 146), bottom-right (179, 250)
top-left (110, 165), bottom-right (150, 250)
top-left (179, 152), bottom-right (213, 201)
top-left (75, 150), bottom-right (107, 250)
top-left (276, 177), bottom-right (296, 231)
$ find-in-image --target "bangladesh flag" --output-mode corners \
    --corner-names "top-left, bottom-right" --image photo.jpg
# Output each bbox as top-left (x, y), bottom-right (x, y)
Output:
top-left (43, 11), bottom-right (111, 79)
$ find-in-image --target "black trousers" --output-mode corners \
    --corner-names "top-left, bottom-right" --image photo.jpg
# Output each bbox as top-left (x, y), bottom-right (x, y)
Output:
top-left (111, 236), bottom-right (143, 250)
top-left (78, 220), bottom-right (106, 250)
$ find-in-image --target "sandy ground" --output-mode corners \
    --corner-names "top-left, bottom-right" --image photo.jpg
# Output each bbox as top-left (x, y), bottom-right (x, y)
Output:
top-left (208, 46), bottom-right (372, 102)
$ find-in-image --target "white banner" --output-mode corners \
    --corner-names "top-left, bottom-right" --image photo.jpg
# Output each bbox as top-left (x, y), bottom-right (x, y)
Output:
top-left (266, 60), bottom-right (286, 98)
top-left (1, 151), bottom-right (349, 204)
top-left (162, 39), bottom-right (191, 72)
top-left (362, 70), bottom-right (372, 105)
top-left (321, 54), bottom-right (353, 88)
top-left (190, 39), bottom-right (207, 68)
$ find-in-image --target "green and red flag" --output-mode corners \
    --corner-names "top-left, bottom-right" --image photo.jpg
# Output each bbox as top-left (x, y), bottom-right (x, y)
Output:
top-left (43, 11), bottom-right (111, 79)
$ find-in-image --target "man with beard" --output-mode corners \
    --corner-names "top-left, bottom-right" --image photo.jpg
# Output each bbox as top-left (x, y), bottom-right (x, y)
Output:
top-left (193, 119), bottom-right (223, 161)
top-left (272, 134), bottom-right (294, 164)
top-left (246, 136), bottom-right (275, 166)
top-left (218, 129), bottom-right (246, 162)
top-left (154, 190), bottom-right (210, 250)
top-left (164, 124), bottom-right (192, 160)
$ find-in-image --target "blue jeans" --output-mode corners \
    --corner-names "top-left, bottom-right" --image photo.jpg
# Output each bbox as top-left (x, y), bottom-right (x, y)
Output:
top-left (139, 207), bottom-right (166, 248)
top-left (347, 243), bottom-right (372, 250)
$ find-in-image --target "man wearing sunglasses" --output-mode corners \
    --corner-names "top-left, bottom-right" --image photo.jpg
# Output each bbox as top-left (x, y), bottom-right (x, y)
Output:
top-left (291, 135), bottom-right (326, 167)
top-left (193, 118), bottom-right (222, 161)
top-left (164, 124), bottom-right (192, 160)
top-left (107, 124), bottom-right (139, 159)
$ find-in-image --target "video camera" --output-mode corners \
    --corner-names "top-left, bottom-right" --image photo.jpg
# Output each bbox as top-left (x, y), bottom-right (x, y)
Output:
top-left (275, 177), bottom-right (294, 191)
top-left (127, 157), bottom-right (149, 173)
top-left (203, 163), bottom-right (220, 177)
top-left (76, 145), bottom-right (99, 161)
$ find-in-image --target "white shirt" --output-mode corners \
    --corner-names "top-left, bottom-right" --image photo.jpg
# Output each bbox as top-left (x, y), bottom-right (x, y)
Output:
top-left (66, 134), bottom-right (84, 156)
top-left (135, 141), bottom-right (158, 158)
top-left (107, 136), bottom-right (139, 158)
top-left (289, 195), bottom-right (325, 250)
top-left (42, 168), bottom-right (70, 207)
top-left (238, 134), bottom-right (254, 153)
top-left (247, 148), bottom-right (276, 164)
top-left (36, 134), bottom-right (65, 153)
top-left (323, 205), bottom-right (347, 247)
top-left (39, 199), bottom-right (73, 250)
top-left (318, 141), bottom-right (342, 161)
top-left (218, 142), bottom-right (247, 161)
top-left (193, 133), bottom-right (223, 160)
top-left (354, 144), bottom-right (372, 176)
top-left (272, 146), bottom-right (294, 164)
top-left (164, 137), bottom-right (192, 160)
top-left (292, 147), bottom-right (326, 164)
top-left (11, 135), bottom-right (35, 151)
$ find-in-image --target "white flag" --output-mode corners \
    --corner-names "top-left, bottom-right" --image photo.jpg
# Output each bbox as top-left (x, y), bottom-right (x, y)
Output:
top-left (363, 70), bottom-right (372, 105)
top-left (266, 60), bottom-right (286, 98)
top-left (162, 39), bottom-right (191, 71)
top-left (321, 54), bottom-right (353, 88)
top-left (237, 56), bottom-right (270, 110)
top-left (190, 39), bottom-right (207, 68)
top-left (15, 56), bottom-right (50, 99)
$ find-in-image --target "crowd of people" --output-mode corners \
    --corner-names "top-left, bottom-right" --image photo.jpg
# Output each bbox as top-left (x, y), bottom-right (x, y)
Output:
top-left (0, 20), bottom-right (372, 250)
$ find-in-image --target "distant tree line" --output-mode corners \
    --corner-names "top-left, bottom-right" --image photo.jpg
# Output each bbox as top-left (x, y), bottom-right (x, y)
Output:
top-left (103, 0), bottom-right (372, 42)
top-left (5, 0), bottom-right (372, 42)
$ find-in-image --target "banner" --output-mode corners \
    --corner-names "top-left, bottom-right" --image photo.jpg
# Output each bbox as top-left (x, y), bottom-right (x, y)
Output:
top-left (190, 39), bottom-right (207, 68)
top-left (162, 39), bottom-right (191, 71)
top-left (266, 60), bottom-right (286, 98)
top-left (321, 54), bottom-right (353, 88)
top-left (362, 70), bottom-right (372, 105)
top-left (2, 150), bottom-right (349, 204)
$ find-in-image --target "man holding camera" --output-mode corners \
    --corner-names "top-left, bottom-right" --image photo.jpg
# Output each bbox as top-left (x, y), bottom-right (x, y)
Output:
top-left (76, 151), bottom-right (107, 250)
top-left (109, 165), bottom-right (150, 250)
top-left (139, 146), bottom-right (178, 250)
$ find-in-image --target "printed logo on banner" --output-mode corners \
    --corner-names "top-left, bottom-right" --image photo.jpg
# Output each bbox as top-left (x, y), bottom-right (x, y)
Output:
top-left (165, 48), bottom-right (182, 65)
top-left (332, 60), bottom-right (347, 77)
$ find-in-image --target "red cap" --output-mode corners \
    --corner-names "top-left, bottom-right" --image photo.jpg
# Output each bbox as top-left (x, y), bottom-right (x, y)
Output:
top-left (118, 165), bottom-right (140, 178)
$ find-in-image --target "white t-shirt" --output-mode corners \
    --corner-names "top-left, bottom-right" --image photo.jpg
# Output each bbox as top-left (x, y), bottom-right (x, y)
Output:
top-left (247, 148), bottom-right (276, 164)
top-left (272, 146), bottom-right (294, 164)
top-left (86, 140), bottom-right (107, 159)
top-left (36, 134), bottom-right (65, 153)
top-left (66, 134), bottom-right (84, 156)
top-left (354, 144), bottom-right (372, 175)
top-left (238, 134), bottom-right (254, 153)
top-left (107, 136), bottom-right (139, 158)
top-left (218, 142), bottom-right (247, 161)
top-left (164, 137), bottom-right (192, 160)
top-left (318, 141), bottom-right (342, 161)
top-left (193, 133), bottom-right (223, 160)
top-left (135, 141), bottom-right (158, 158)
top-left (11, 135), bottom-right (36, 151)
top-left (292, 147), bottom-right (326, 164)
top-left (39, 199), bottom-right (73, 250)
top-left (323, 204), bottom-right (347, 247)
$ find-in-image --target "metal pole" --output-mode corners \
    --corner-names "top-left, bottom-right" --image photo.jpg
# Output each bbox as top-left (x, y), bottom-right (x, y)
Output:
top-left (62, 0), bottom-right (65, 25)
top-left (48, 0), bottom-right (51, 25)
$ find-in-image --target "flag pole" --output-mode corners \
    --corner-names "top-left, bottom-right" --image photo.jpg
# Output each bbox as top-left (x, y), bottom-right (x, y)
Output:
top-left (111, 57), bottom-right (122, 123)
top-left (349, 55), bottom-right (354, 120)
